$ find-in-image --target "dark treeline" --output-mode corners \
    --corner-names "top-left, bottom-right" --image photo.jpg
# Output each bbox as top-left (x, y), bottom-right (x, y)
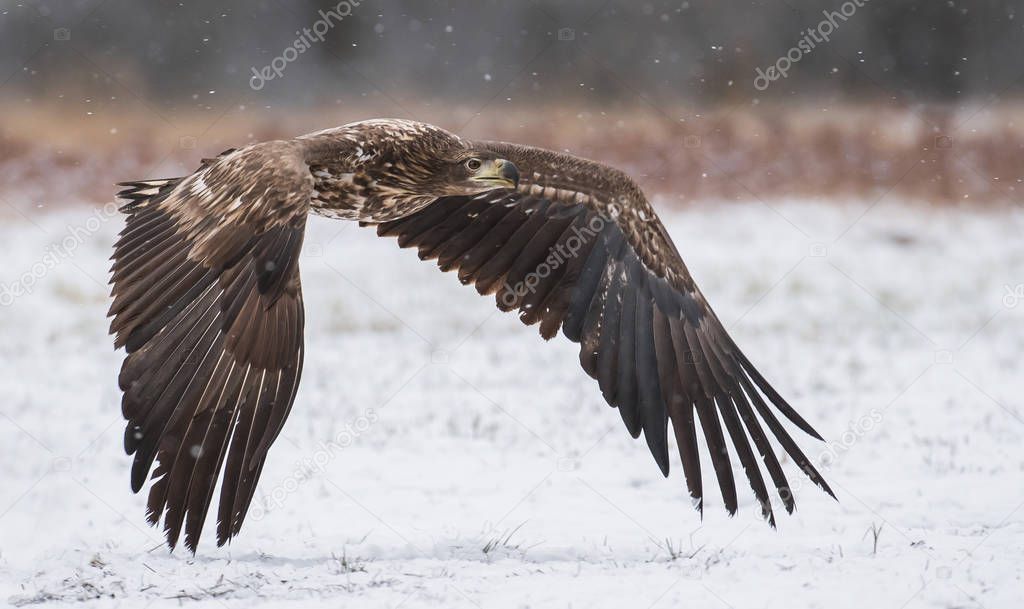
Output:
top-left (1, 0), bottom-right (1019, 106)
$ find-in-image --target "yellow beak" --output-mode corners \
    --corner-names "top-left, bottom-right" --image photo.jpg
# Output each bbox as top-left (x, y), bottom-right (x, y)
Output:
top-left (470, 159), bottom-right (520, 189)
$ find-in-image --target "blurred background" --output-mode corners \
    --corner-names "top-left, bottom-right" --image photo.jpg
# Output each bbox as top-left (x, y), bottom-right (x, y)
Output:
top-left (3, 0), bottom-right (1024, 205)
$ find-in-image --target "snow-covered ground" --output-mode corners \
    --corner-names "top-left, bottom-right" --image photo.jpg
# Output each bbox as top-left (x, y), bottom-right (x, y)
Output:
top-left (0, 198), bottom-right (1021, 608)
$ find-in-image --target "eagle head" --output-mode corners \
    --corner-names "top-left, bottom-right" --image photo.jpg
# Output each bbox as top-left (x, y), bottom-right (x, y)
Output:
top-left (436, 149), bottom-right (521, 194)
top-left (303, 119), bottom-right (522, 221)
top-left (351, 119), bottom-right (520, 196)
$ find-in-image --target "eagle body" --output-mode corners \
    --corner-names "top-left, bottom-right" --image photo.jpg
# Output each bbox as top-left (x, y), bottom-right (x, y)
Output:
top-left (109, 118), bottom-right (833, 552)
top-left (301, 119), bottom-right (468, 222)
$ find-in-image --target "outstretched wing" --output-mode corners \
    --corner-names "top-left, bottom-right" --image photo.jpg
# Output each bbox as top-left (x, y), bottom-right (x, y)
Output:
top-left (109, 141), bottom-right (311, 551)
top-left (371, 141), bottom-right (834, 523)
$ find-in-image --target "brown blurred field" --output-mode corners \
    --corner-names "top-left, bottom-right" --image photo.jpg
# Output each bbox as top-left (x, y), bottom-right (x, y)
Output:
top-left (3, 99), bottom-right (1024, 209)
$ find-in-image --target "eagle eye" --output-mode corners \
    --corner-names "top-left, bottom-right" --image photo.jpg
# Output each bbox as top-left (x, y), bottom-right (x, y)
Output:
top-left (465, 158), bottom-right (482, 171)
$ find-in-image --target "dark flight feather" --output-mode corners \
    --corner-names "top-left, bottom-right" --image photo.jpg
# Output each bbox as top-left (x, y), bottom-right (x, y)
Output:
top-left (374, 139), bottom-right (833, 523)
top-left (110, 141), bottom-right (308, 552)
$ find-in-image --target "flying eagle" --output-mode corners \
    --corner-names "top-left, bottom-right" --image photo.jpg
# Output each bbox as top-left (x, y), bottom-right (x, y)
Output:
top-left (109, 118), bottom-right (834, 552)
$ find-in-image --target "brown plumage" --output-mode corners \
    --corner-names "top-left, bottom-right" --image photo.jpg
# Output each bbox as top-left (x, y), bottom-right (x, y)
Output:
top-left (109, 118), bottom-right (833, 552)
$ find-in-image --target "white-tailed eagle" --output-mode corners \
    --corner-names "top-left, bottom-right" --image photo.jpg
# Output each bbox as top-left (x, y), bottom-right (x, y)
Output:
top-left (109, 119), bottom-right (834, 552)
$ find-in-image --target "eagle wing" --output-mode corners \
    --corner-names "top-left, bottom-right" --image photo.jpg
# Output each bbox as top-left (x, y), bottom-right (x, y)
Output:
top-left (372, 141), bottom-right (834, 522)
top-left (109, 141), bottom-right (310, 551)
